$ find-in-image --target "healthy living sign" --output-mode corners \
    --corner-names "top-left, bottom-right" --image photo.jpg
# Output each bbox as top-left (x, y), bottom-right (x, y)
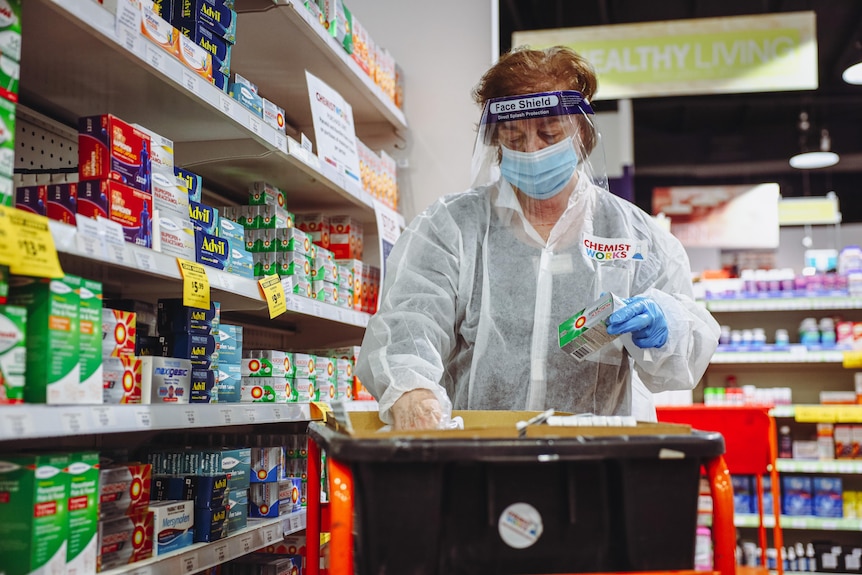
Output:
top-left (512, 11), bottom-right (817, 100)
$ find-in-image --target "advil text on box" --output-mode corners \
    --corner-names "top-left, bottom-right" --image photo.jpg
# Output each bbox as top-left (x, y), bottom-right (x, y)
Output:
top-left (78, 114), bottom-right (152, 193)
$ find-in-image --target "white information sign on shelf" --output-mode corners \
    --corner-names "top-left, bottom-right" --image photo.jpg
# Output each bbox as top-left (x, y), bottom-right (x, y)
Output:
top-left (76, 217), bottom-right (106, 258)
top-left (305, 71), bottom-right (362, 186)
top-left (115, 0), bottom-right (142, 53)
top-left (2, 411), bottom-right (34, 438)
top-left (99, 217), bottom-right (131, 265)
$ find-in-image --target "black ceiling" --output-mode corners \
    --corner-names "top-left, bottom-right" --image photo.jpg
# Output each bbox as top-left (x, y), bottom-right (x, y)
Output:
top-left (500, 0), bottom-right (862, 223)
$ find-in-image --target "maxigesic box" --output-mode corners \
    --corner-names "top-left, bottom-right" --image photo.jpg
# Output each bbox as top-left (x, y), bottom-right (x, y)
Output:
top-left (140, 356), bottom-right (192, 404)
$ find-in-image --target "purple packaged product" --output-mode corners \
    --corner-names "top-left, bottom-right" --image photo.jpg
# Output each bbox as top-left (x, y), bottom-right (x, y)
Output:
top-left (731, 475), bottom-right (753, 515)
top-left (189, 201), bottom-right (218, 235)
top-left (195, 230), bottom-right (228, 270)
top-left (781, 475), bottom-right (813, 516)
top-left (77, 180), bottom-right (109, 219)
top-left (183, 474), bottom-right (228, 509)
top-left (159, 333), bottom-right (216, 361)
top-left (212, 71), bottom-right (228, 92)
top-left (15, 185), bottom-right (47, 215)
top-left (46, 182), bottom-right (77, 225)
top-left (77, 115), bottom-right (152, 193)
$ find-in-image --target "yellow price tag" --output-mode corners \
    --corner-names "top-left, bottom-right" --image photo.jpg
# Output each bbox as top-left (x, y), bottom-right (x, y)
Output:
top-left (258, 275), bottom-right (287, 318)
top-left (842, 350), bottom-right (862, 368)
top-left (310, 401), bottom-right (333, 421)
top-left (835, 405), bottom-right (862, 423)
top-left (177, 258), bottom-right (210, 309)
top-left (0, 207), bottom-right (64, 278)
top-left (795, 405), bottom-right (838, 423)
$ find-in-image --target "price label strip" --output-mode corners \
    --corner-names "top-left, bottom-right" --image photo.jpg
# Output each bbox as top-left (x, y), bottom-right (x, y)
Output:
top-left (258, 275), bottom-right (287, 318)
top-left (177, 258), bottom-right (211, 309)
top-left (0, 207), bottom-right (64, 278)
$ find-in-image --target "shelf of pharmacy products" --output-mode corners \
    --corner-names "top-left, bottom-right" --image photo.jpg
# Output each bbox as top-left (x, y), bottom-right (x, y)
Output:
top-left (733, 514), bottom-right (862, 531)
top-left (50, 221), bottom-right (371, 332)
top-left (711, 347), bottom-right (846, 364)
top-left (100, 511), bottom-right (306, 575)
top-left (0, 400), bottom-right (379, 442)
top-left (775, 459), bottom-right (862, 474)
top-left (699, 296), bottom-right (862, 313)
top-left (22, 0), bottom-right (404, 226)
top-left (770, 405), bottom-right (862, 421)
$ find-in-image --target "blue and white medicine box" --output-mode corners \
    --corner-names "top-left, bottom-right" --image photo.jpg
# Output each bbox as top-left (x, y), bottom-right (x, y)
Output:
top-left (229, 73), bottom-right (263, 118)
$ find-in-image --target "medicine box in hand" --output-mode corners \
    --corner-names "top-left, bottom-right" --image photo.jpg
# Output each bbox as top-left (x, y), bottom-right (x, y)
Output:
top-left (559, 292), bottom-right (626, 361)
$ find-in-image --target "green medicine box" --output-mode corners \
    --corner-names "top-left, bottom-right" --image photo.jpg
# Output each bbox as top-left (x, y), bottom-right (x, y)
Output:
top-left (558, 292), bottom-right (625, 362)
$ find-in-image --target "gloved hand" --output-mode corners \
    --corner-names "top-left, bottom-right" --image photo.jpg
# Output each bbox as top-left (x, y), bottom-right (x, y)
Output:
top-left (391, 389), bottom-right (444, 431)
top-left (605, 296), bottom-right (668, 349)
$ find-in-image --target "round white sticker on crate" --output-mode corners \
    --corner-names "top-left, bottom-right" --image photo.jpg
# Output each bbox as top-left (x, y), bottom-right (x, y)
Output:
top-left (497, 503), bottom-right (543, 549)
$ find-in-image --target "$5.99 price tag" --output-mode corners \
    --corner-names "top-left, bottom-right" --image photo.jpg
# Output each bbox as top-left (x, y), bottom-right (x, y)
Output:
top-left (258, 275), bottom-right (287, 318)
top-left (177, 259), bottom-right (211, 309)
top-left (0, 206), bottom-right (64, 278)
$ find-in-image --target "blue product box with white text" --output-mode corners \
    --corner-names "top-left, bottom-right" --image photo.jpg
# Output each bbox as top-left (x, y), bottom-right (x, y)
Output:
top-left (172, 0), bottom-right (237, 43)
top-left (195, 230), bottom-right (228, 270)
top-left (175, 167), bottom-right (203, 203)
top-left (189, 201), bottom-right (218, 235)
top-left (229, 74), bottom-right (263, 118)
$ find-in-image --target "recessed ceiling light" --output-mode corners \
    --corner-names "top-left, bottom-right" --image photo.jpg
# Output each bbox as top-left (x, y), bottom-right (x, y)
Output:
top-left (842, 62), bottom-right (862, 85)
top-left (789, 151), bottom-right (840, 169)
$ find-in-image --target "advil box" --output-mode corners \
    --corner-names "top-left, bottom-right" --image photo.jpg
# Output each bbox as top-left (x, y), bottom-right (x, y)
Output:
top-left (0, 452), bottom-right (71, 575)
top-left (78, 114), bottom-right (152, 193)
top-left (172, 0), bottom-right (238, 44)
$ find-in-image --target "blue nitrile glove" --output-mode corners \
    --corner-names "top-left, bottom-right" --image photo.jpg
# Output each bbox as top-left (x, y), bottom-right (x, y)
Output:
top-left (605, 296), bottom-right (668, 349)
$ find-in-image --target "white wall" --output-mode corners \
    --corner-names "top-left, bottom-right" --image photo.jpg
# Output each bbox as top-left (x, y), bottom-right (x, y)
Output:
top-left (345, 0), bottom-right (498, 222)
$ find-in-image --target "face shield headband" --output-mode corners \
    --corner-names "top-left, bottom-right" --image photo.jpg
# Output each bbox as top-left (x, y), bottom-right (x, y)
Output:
top-left (470, 90), bottom-right (608, 199)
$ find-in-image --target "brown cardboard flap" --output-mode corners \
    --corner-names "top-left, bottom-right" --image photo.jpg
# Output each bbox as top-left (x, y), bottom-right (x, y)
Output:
top-left (334, 410), bottom-right (691, 439)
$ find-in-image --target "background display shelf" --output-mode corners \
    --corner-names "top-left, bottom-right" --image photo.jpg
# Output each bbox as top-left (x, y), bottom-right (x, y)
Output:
top-left (734, 514), bottom-right (862, 531)
top-left (775, 459), bottom-right (862, 474)
top-left (99, 512), bottom-right (305, 575)
top-left (700, 296), bottom-right (862, 313)
top-left (22, 0), bottom-right (405, 228)
top-left (710, 349), bottom-right (846, 364)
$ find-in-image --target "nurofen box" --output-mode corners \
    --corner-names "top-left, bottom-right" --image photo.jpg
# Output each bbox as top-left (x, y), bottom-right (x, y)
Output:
top-left (76, 179), bottom-right (109, 219)
top-left (9, 275), bottom-right (81, 404)
top-left (294, 377), bottom-right (317, 402)
top-left (312, 280), bottom-right (339, 305)
top-left (66, 450), bottom-right (100, 575)
top-left (15, 184), bottom-right (47, 215)
top-left (0, 303), bottom-right (25, 403)
top-left (0, 53), bottom-right (17, 103)
top-left (276, 250), bottom-right (312, 278)
top-left (243, 350), bottom-right (287, 378)
top-left (558, 292), bottom-right (627, 361)
top-left (98, 462), bottom-right (152, 520)
top-left (249, 181), bottom-right (287, 209)
top-left (251, 446), bottom-right (281, 483)
top-left (330, 215), bottom-right (363, 259)
top-left (78, 279), bottom-right (104, 404)
top-left (241, 376), bottom-right (287, 403)
top-left (263, 98), bottom-right (286, 133)
top-left (140, 356), bottom-right (192, 404)
top-left (108, 180), bottom-right (154, 248)
top-left (0, 0), bottom-right (22, 62)
top-left (0, 452), bottom-right (70, 575)
top-left (312, 245), bottom-right (338, 283)
top-left (276, 227), bottom-right (311, 254)
top-left (175, 167), bottom-right (203, 203)
top-left (286, 273), bottom-right (313, 299)
top-left (102, 355), bottom-right (144, 403)
top-left (78, 114), bottom-right (152, 193)
top-left (296, 213), bottom-right (330, 249)
top-left (249, 482), bottom-right (280, 518)
top-left (292, 352), bottom-right (315, 379)
top-left (97, 510), bottom-right (154, 570)
top-left (46, 182), bottom-right (78, 224)
top-left (102, 308), bottom-right (137, 358)
top-left (150, 500), bottom-right (195, 556)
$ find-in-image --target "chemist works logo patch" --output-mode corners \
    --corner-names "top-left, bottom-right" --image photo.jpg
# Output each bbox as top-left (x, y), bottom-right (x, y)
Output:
top-left (582, 233), bottom-right (646, 262)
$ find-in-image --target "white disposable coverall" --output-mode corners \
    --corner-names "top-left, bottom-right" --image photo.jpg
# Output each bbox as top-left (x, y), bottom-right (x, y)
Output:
top-left (356, 175), bottom-right (720, 424)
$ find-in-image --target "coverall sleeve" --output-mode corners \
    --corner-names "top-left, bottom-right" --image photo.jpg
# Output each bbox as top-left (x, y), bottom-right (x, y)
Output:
top-left (624, 231), bottom-right (721, 393)
top-left (355, 202), bottom-right (461, 424)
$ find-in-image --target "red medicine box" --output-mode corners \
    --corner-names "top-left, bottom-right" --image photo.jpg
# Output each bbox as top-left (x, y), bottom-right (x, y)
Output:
top-left (78, 114), bottom-right (152, 194)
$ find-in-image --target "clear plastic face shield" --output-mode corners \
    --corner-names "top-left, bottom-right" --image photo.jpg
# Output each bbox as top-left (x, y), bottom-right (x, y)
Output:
top-left (470, 90), bottom-right (609, 202)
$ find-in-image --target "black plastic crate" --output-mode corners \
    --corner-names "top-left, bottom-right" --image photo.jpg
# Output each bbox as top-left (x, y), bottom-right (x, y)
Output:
top-left (309, 422), bottom-right (725, 575)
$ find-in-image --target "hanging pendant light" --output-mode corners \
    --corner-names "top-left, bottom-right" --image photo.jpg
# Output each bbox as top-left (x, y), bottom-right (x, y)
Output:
top-left (789, 112), bottom-right (839, 169)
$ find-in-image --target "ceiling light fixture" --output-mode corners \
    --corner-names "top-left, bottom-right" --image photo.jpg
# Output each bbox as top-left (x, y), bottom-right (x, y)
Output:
top-left (789, 112), bottom-right (839, 169)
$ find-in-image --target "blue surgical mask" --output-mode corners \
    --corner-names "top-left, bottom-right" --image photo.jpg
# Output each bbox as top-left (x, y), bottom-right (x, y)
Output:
top-left (499, 137), bottom-right (579, 200)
